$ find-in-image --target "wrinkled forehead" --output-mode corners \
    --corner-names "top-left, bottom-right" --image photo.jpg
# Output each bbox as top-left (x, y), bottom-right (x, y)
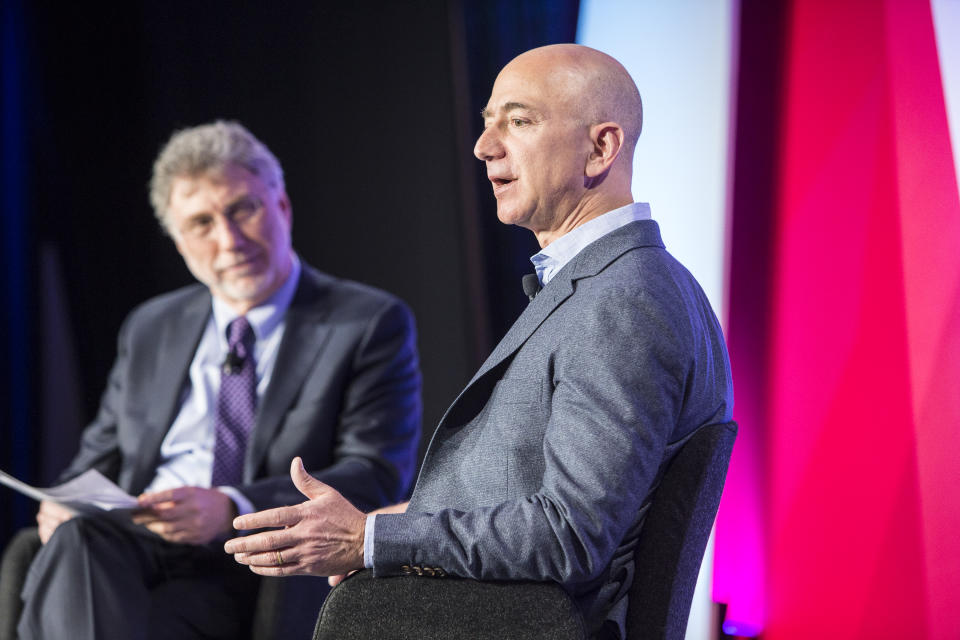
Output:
top-left (185, 164), bottom-right (269, 193)
top-left (170, 165), bottom-right (263, 205)
top-left (485, 60), bottom-right (584, 115)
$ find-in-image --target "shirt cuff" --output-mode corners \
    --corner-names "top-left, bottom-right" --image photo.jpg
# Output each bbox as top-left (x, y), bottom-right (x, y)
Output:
top-left (363, 514), bottom-right (376, 569)
top-left (216, 486), bottom-right (254, 519)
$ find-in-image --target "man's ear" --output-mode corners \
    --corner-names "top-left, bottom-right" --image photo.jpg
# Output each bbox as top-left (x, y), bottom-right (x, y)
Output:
top-left (585, 122), bottom-right (625, 178)
top-left (277, 190), bottom-right (293, 227)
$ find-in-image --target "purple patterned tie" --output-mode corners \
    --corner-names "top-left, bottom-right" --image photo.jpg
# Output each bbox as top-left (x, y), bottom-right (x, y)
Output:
top-left (212, 316), bottom-right (257, 487)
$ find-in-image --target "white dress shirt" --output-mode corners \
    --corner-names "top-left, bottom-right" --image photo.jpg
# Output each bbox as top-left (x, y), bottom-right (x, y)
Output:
top-left (530, 202), bottom-right (651, 286)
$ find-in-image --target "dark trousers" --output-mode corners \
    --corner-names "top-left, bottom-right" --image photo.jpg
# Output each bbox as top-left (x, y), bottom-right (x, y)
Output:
top-left (17, 515), bottom-right (259, 640)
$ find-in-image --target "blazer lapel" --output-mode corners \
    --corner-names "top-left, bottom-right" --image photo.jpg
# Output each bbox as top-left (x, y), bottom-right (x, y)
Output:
top-left (423, 276), bottom-right (574, 442)
top-left (470, 277), bottom-right (573, 386)
top-left (438, 219), bottom-right (665, 428)
top-left (245, 268), bottom-right (333, 479)
top-left (133, 288), bottom-right (210, 492)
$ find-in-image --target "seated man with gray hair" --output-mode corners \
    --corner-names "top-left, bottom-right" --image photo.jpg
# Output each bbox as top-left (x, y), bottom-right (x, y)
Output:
top-left (9, 121), bottom-right (421, 640)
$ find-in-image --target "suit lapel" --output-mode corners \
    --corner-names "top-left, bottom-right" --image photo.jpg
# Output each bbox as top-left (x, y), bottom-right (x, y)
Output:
top-left (469, 277), bottom-right (573, 386)
top-left (245, 268), bottom-right (333, 479)
top-left (438, 220), bottom-right (665, 428)
top-left (423, 275), bottom-right (574, 444)
top-left (134, 288), bottom-right (210, 492)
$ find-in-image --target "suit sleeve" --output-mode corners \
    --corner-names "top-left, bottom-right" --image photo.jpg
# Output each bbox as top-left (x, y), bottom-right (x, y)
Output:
top-left (239, 298), bottom-right (422, 512)
top-left (371, 282), bottom-right (688, 584)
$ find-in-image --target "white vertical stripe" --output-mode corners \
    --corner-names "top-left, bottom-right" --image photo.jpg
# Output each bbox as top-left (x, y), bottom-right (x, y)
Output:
top-left (932, 0), bottom-right (960, 198)
top-left (577, 3), bottom-right (737, 639)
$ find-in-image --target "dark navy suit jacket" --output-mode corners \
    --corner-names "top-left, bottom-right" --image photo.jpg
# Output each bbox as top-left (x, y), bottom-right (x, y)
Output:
top-left (60, 264), bottom-right (422, 513)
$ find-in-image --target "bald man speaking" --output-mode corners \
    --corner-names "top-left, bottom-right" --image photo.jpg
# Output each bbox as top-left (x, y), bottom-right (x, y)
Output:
top-left (226, 44), bottom-right (733, 638)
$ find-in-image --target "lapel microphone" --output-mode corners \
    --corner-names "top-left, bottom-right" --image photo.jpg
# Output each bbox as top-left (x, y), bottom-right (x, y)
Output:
top-left (522, 274), bottom-right (541, 302)
top-left (222, 350), bottom-right (245, 375)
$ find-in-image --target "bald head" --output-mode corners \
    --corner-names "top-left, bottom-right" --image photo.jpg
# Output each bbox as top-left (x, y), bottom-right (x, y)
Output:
top-left (501, 44), bottom-right (643, 160)
top-left (475, 44), bottom-right (643, 246)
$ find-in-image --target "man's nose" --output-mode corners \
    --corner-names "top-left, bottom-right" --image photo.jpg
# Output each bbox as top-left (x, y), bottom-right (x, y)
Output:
top-left (214, 217), bottom-right (246, 250)
top-left (474, 127), bottom-right (504, 161)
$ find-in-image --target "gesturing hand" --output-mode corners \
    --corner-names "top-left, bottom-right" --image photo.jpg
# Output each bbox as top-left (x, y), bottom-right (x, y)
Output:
top-left (134, 486), bottom-right (237, 545)
top-left (325, 500), bottom-right (409, 586)
top-left (223, 457), bottom-right (366, 577)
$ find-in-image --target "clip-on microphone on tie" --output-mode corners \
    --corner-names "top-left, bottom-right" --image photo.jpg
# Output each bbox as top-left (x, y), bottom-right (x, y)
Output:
top-left (222, 349), bottom-right (244, 375)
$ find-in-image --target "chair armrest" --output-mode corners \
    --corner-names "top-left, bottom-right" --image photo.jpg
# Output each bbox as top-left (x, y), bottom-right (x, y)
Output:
top-left (313, 569), bottom-right (586, 640)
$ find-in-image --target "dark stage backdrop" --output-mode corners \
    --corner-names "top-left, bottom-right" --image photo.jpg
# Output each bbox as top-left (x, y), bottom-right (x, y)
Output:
top-left (1, 0), bottom-right (578, 548)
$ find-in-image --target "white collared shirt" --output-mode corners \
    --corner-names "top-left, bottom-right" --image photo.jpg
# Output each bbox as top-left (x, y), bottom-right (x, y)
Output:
top-left (530, 202), bottom-right (652, 286)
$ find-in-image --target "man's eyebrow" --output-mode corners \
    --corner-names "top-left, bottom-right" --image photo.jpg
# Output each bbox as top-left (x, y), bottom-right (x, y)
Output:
top-left (503, 101), bottom-right (530, 113)
top-left (224, 193), bottom-right (260, 214)
top-left (481, 102), bottom-right (533, 119)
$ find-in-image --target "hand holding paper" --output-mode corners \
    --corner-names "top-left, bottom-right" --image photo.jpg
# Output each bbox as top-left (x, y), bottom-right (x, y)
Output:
top-left (134, 487), bottom-right (237, 545)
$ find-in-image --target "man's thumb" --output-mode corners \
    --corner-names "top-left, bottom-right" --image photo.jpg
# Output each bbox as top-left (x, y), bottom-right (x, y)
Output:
top-left (290, 457), bottom-right (325, 499)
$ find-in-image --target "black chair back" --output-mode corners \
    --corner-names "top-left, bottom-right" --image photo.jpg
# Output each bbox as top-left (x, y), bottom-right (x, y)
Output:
top-left (625, 421), bottom-right (737, 640)
top-left (313, 422), bottom-right (737, 640)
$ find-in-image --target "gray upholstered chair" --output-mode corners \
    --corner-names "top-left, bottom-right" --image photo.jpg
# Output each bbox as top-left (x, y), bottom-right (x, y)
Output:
top-left (0, 528), bottom-right (41, 640)
top-left (312, 421), bottom-right (736, 640)
top-left (0, 527), bottom-right (328, 640)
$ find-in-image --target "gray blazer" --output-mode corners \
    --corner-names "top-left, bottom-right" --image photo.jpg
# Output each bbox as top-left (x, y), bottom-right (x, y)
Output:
top-left (372, 220), bottom-right (733, 635)
top-left (61, 264), bottom-right (422, 512)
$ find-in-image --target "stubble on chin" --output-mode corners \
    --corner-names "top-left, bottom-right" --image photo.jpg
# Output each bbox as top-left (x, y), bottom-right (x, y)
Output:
top-left (215, 274), bottom-right (268, 306)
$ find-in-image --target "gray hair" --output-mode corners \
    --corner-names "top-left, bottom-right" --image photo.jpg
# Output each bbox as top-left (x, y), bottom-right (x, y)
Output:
top-left (149, 120), bottom-right (285, 228)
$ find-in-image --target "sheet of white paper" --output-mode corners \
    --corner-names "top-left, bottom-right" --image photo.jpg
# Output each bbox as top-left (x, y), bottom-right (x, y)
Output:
top-left (0, 468), bottom-right (138, 512)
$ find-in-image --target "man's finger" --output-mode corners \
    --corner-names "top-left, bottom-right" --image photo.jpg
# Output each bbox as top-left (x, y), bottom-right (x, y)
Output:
top-left (246, 565), bottom-right (295, 578)
top-left (145, 521), bottom-right (178, 539)
top-left (38, 523), bottom-right (56, 545)
top-left (234, 548), bottom-right (295, 568)
top-left (138, 487), bottom-right (186, 506)
top-left (131, 512), bottom-right (159, 525)
top-left (328, 571), bottom-right (358, 587)
top-left (224, 529), bottom-right (294, 555)
top-left (232, 503), bottom-right (300, 531)
top-left (134, 501), bottom-right (183, 522)
top-left (39, 500), bottom-right (72, 520)
top-left (290, 456), bottom-right (326, 500)
top-left (150, 519), bottom-right (183, 535)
